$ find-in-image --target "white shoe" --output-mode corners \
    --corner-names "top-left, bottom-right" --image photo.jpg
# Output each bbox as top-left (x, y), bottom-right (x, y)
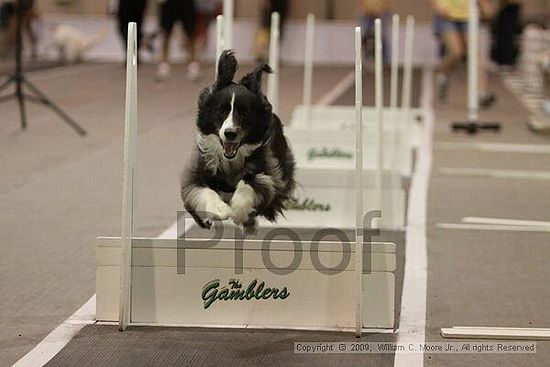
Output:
top-left (155, 62), bottom-right (170, 82)
top-left (187, 61), bottom-right (201, 82)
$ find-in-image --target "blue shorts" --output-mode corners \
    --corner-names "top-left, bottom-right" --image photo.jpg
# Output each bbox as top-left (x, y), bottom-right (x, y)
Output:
top-left (433, 14), bottom-right (467, 36)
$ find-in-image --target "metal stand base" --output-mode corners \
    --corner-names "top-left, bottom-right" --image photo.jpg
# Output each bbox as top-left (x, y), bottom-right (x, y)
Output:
top-left (451, 121), bottom-right (501, 135)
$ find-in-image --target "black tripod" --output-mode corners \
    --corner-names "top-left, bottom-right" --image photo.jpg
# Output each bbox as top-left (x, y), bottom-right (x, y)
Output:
top-left (0, 0), bottom-right (86, 135)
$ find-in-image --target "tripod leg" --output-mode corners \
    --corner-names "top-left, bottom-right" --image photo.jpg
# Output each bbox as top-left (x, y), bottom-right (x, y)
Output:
top-left (23, 79), bottom-right (87, 136)
top-left (0, 76), bottom-right (15, 94)
top-left (17, 88), bottom-right (27, 129)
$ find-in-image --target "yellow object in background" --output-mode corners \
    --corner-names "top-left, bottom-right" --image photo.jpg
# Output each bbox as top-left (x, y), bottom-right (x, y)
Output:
top-left (434, 0), bottom-right (469, 21)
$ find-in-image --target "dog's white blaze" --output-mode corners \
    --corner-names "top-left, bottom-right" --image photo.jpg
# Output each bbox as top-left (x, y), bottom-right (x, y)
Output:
top-left (231, 180), bottom-right (257, 224)
top-left (219, 93), bottom-right (236, 141)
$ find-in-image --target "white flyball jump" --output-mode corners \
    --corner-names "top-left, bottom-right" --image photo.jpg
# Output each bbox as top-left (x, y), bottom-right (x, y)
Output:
top-left (266, 12), bottom-right (281, 114)
top-left (118, 22), bottom-right (138, 331)
top-left (374, 18), bottom-right (384, 225)
top-left (215, 15), bottom-right (224, 77)
top-left (97, 22), bottom-right (397, 336)
top-left (290, 15), bottom-right (420, 177)
top-left (467, 0), bottom-right (479, 122)
top-left (303, 13), bottom-right (315, 122)
top-left (354, 26), bottom-right (364, 337)
top-left (274, 15), bottom-right (418, 230)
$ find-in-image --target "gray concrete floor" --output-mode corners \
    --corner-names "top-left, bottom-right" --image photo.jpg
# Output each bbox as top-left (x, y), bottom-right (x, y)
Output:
top-left (425, 70), bottom-right (550, 366)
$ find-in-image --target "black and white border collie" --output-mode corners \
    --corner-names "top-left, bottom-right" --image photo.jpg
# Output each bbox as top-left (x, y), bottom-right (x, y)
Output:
top-left (181, 50), bottom-right (295, 232)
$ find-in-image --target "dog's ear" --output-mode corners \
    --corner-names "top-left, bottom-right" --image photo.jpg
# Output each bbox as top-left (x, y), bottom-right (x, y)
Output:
top-left (239, 63), bottom-right (272, 95)
top-left (214, 50), bottom-right (238, 91)
top-left (198, 50), bottom-right (237, 108)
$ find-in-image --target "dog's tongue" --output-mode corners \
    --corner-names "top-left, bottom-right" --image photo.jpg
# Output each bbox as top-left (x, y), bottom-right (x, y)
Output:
top-left (223, 141), bottom-right (239, 158)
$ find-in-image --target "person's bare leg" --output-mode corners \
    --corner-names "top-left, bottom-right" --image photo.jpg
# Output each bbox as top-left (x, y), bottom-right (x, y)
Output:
top-left (436, 30), bottom-right (465, 101)
top-left (161, 29), bottom-right (171, 64)
top-left (156, 29), bottom-right (172, 81)
top-left (437, 31), bottom-right (465, 76)
top-left (185, 36), bottom-right (201, 81)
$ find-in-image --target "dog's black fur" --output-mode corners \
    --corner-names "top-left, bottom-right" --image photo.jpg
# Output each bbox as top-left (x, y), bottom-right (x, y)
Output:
top-left (181, 50), bottom-right (295, 230)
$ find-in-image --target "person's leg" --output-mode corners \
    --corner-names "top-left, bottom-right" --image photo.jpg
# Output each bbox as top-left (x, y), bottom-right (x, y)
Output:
top-left (434, 17), bottom-right (465, 101)
top-left (157, 1), bottom-right (175, 80)
top-left (134, 0), bottom-right (148, 51)
top-left (437, 30), bottom-right (465, 76)
top-left (181, 0), bottom-right (200, 80)
top-left (117, 1), bottom-right (129, 49)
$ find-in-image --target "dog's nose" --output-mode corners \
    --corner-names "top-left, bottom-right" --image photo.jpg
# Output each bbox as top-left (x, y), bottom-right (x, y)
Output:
top-left (224, 129), bottom-right (238, 141)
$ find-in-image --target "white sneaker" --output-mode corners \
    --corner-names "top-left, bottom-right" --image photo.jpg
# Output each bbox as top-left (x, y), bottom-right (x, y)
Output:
top-left (187, 61), bottom-right (201, 82)
top-left (155, 62), bottom-right (170, 82)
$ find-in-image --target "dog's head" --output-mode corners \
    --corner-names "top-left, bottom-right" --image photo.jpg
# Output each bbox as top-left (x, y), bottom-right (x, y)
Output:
top-left (196, 50), bottom-right (273, 160)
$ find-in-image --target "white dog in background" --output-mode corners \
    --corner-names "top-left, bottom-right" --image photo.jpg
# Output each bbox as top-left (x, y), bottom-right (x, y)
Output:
top-left (49, 24), bottom-right (108, 63)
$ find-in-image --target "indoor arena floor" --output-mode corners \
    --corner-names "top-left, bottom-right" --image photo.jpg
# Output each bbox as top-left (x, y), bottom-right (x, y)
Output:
top-left (2, 61), bottom-right (550, 367)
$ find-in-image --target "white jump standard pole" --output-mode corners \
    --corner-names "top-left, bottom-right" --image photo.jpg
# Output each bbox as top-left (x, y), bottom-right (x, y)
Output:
top-left (119, 22), bottom-right (138, 331)
top-left (374, 19), bottom-right (384, 227)
top-left (303, 13), bottom-right (315, 126)
top-left (354, 26), bottom-right (364, 338)
top-left (215, 15), bottom-right (224, 78)
top-left (390, 14), bottom-right (400, 115)
top-left (401, 16), bottom-right (414, 168)
top-left (451, 0), bottom-right (501, 134)
top-left (267, 12), bottom-right (280, 114)
top-left (222, 0), bottom-right (234, 50)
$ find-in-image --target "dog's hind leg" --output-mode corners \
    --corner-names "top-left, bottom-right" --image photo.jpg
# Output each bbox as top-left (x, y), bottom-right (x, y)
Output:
top-left (183, 186), bottom-right (234, 228)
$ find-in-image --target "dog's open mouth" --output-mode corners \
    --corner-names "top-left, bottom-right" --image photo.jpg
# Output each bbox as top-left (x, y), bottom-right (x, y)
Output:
top-left (222, 140), bottom-right (240, 159)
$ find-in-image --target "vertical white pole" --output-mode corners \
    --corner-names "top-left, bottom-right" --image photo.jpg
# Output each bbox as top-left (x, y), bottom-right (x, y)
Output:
top-left (401, 16), bottom-right (415, 169)
top-left (390, 14), bottom-right (400, 112)
top-left (303, 13), bottom-right (315, 126)
top-left (215, 15), bottom-right (224, 78)
top-left (354, 26), bottom-right (364, 338)
top-left (119, 22), bottom-right (138, 331)
top-left (468, 0), bottom-right (479, 121)
top-left (375, 19), bottom-right (383, 227)
top-left (267, 12), bottom-right (280, 114)
top-left (223, 0), bottom-right (234, 50)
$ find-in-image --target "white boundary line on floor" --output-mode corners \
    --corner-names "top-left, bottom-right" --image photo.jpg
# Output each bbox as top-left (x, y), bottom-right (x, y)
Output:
top-left (11, 296), bottom-right (96, 367)
top-left (440, 167), bottom-right (550, 180)
top-left (317, 70), bottom-right (355, 105)
top-left (435, 142), bottom-right (550, 154)
top-left (436, 223), bottom-right (550, 233)
top-left (462, 217), bottom-right (550, 228)
top-left (393, 69), bottom-right (433, 367)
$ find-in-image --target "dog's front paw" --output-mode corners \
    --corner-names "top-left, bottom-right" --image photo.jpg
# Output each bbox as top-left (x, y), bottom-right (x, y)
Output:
top-left (205, 199), bottom-right (233, 221)
top-left (231, 200), bottom-right (254, 225)
top-left (195, 198), bottom-right (233, 228)
top-left (231, 181), bottom-right (257, 226)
